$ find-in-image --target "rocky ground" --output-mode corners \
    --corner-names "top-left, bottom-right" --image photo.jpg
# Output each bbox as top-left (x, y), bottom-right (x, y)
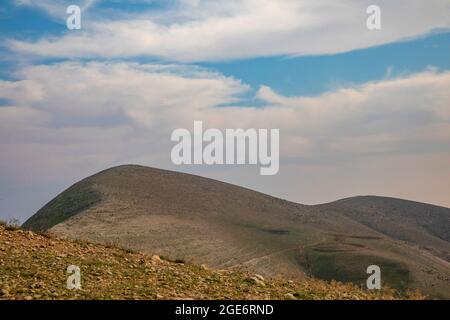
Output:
top-left (0, 223), bottom-right (424, 300)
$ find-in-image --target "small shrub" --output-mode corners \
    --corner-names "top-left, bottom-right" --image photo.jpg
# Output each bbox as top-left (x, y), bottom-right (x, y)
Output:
top-left (0, 218), bottom-right (21, 231)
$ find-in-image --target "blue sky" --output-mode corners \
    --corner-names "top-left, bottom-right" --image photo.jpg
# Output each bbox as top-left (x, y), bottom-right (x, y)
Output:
top-left (204, 32), bottom-right (450, 97)
top-left (2, 0), bottom-right (450, 95)
top-left (0, 0), bottom-right (450, 221)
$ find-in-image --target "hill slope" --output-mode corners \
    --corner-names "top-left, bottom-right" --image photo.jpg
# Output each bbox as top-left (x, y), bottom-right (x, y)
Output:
top-left (22, 165), bottom-right (450, 298)
top-left (2, 223), bottom-right (415, 300)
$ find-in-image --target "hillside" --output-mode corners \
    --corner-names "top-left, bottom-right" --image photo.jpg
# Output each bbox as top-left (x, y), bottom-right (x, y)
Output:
top-left (22, 165), bottom-right (450, 298)
top-left (1, 223), bottom-right (417, 300)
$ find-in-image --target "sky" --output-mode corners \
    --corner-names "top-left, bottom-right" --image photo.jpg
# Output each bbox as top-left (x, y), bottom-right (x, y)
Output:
top-left (0, 0), bottom-right (450, 223)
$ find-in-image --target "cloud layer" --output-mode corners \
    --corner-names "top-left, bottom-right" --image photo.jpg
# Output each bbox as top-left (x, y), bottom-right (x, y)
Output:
top-left (8, 0), bottom-right (450, 61)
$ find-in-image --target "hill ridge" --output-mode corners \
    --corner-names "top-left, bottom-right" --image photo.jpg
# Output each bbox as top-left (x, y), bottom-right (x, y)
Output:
top-left (22, 164), bottom-right (450, 298)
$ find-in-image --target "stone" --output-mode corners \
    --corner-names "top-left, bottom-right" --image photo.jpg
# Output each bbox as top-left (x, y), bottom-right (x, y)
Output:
top-left (248, 276), bottom-right (265, 287)
top-left (254, 274), bottom-right (265, 282)
top-left (152, 255), bottom-right (163, 263)
top-left (284, 293), bottom-right (296, 300)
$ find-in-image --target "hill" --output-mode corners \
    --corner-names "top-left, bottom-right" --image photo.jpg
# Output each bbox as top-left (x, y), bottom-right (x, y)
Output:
top-left (22, 165), bottom-right (450, 298)
top-left (1, 223), bottom-right (417, 300)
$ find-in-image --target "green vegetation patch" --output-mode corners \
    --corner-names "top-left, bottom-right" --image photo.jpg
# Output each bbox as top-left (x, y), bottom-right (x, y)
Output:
top-left (306, 246), bottom-right (411, 293)
top-left (22, 180), bottom-right (102, 232)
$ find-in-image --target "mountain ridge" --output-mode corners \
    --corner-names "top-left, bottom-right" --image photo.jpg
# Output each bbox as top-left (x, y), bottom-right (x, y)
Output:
top-left (22, 165), bottom-right (450, 298)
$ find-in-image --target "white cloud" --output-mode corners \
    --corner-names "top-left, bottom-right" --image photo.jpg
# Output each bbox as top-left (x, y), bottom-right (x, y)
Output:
top-left (1, 62), bottom-right (450, 163)
top-left (0, 62), bottom-right (249, 128)
top-left (256, 71), bottom-right (450, 157)
top-left (8, 0), bottom-right (450, 62)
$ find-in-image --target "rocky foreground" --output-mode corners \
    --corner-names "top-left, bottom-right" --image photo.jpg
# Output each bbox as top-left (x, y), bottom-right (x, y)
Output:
top-left (0, 223), bottom-right (423, 300)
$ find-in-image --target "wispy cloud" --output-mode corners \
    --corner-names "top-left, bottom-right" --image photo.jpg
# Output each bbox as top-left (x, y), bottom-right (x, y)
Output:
top-left (8, 0), bottom-right (450, 62)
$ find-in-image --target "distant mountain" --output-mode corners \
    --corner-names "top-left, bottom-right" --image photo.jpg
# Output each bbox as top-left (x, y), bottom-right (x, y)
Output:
top-left (23, 165), bottom-right (450, 298)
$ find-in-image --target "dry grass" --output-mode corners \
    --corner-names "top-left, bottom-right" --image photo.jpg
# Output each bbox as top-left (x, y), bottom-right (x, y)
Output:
top-left (0, 224), bottom-right (425, 300)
